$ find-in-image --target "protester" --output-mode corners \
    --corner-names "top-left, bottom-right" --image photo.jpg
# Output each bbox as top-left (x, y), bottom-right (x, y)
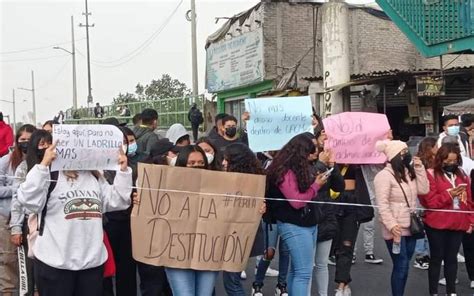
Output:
top-left (94, 102), bottom-right (105, 118)
top-left (207, 113), bottom-right (228, 140)
top-left (119, 105), bottom-right (131, 117)
top-left (0, 112), bottom-right (14, 157)
top-left (54, 110), bottom-right (65, 124)
top-left (442, 135), bottom-right (474, 176)
top-left (0, 124), bottom-right (35, 295)
top-left (221, 143), bottom-right (266, 296)
top-left (196, 137), bottom-right (221, 171)
top-left (460, 113), bottom-right (474, 157)
top-left (16, 131), bottom-right (132, 296)
top-left (412, 137), bottom-right (438, 270)
top-left (42, 120), bottom-right (59, 134)
top-left (266, 134), bottom-right (327, 295)
top-left (437, 114), bottom-right (470, 157)
top-left (132, 109), bottom-right (160, 155)
top-left (166, 123), bottom-right (191, 147)
top-left (374, 140), bottom-right (429, 296)
top-left (132, 113), bottom-right (142, 126)
top-left (418, 143), bottom-right (474, 295)
top-left (188, 103), bottom-right (203, 142)
top-left (164, 145), bottom-right (219, 295)
top-left (211, 115), bottom-right (241, 152)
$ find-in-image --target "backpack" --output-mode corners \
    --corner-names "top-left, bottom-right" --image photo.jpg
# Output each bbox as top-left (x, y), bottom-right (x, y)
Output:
top-left (190, 109), bottom-right (203, 124)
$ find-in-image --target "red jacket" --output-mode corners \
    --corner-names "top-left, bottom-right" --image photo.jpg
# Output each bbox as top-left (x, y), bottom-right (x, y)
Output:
top-left (0, 121), bottom-right (13, 157)
top-left (419, 170), bottom-right (474, 231)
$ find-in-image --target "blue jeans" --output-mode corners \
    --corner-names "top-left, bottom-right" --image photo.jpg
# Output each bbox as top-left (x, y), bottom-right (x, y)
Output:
top-left (223, 272), bottom-right (245, 296)
top-left (415, 236), bottom-right (430, 257)
top-left (278, 221), bottom-right (317, 296)
top-left (254, 222), bottom-right (290, 286)
top-left (165, 268), bottom-right (218, 296)
top-left (385, 236), bottom-right (417, 296)
top-left (311, 239), bottom-right (333, 296)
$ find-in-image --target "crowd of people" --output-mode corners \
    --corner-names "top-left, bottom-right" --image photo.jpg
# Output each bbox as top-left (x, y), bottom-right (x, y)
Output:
top-left (1, 107), bottom-right (474, 296)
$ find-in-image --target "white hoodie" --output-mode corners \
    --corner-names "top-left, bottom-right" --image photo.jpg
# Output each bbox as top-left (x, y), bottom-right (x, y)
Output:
top-left (17, 164), bottom-right (132, 270)
top-left (166, 123), bottom-right (188, 145)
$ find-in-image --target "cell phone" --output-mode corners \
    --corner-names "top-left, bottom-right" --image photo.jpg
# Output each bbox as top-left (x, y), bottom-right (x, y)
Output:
top-left (458, 183), bottom-right (468, 189)
top-left (322, 167), bottom-right (334, 178)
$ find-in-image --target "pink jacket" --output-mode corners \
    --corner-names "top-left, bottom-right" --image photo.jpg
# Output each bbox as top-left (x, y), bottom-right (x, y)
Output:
top-left (374, 164), bottom-right (429, 240)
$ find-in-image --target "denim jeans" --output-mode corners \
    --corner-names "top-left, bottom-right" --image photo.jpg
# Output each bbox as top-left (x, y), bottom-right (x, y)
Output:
top-left (254, 222), bottom-right (290, 286)
top-left (414, 236), bottom-right (430, 257)
top-left (278, 221), bottom-right (317, 296)
top-left (165, 268), bottom-right (218, 296)
top-left (310, 239), bottom-right (332, 296)
top-left (223, 272), bottom-right (245, 296)
top-left (385, 236), bottom-right (417, 296)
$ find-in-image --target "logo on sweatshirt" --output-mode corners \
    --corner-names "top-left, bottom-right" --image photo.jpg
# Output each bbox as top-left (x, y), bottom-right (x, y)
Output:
top-left (63, 198), bottom-right (102, 220)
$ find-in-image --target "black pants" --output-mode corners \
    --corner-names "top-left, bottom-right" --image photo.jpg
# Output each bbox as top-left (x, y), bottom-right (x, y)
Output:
top-left (34, 260), bottom-right (103, 296)
top-left (191, 123), bottom-right (199, 142)
top-left (463, 232), bottom-right (474, 281)
top-left (137, 262), bottom-right (172, 296)
top-left (425, 226), bottom-right (463, 294)
top-left (334, 212), bottom-right (360, 284)
top-left (103, 219), bottom-right (137, 296)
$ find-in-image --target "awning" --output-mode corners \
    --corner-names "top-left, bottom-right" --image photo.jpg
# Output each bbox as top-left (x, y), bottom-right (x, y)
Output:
top-left (443, 98), bottom-right (474, 115)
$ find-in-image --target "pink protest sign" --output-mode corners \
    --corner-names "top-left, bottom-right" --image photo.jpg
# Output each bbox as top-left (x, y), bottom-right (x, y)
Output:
top-left (322, 112), bottom-right (390, 164)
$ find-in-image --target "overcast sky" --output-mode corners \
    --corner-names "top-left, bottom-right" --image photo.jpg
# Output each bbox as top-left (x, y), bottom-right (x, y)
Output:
top-left (0, 0), bottom-right (372, 125)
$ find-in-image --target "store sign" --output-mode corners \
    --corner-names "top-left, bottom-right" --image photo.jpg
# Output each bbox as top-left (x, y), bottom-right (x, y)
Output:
top-left (416, 76), bottom-right (445, 97)
top-left (206, 28), bottom-right (264, 93)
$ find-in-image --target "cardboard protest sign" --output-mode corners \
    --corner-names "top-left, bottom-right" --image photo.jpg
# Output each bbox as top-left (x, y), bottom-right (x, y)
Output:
top-left (245, 96), bottom-right (313, 152)
top-left (131, 164), bottom-right (266, 272)
top-left (323, 112), bottom-right (390, 164)
top-left (51, 124), bottom-right (123, 172)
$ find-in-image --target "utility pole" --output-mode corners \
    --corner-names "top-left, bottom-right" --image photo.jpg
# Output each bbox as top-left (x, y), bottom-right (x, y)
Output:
top-left (79, 0), bottom-right (94, 106)
top-left (190, 0), bottom-right (198, 99)
top-left (12, 89), bottom-right (16, 132)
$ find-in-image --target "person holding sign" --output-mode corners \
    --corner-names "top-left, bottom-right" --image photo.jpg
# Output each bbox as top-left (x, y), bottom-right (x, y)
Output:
top-left (211, 115), bottom-right (242, 153)
top-left (266, 134), bottom-right (328, 295)
top-left (16, 135), bottom-right (133, 296)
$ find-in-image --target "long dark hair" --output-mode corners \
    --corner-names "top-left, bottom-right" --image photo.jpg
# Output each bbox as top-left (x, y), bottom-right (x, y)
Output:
top-left (9, 124), bottom-right (36, 171)
top-left (223, 143), bottom-right (264, 175)
top-left (267, 133), bottom-right (316, 192)
top-left (196, 137), bottom-right (221, 171)
top-left (175, 145), bottom-right (209, 169)
top-left (416, 137), bottom-right (437, 169)
top-left (26, 130), bottom-right (52, 172)
top-left (390, 153), bottom-right (416, 183)
top-left (434, 143), bottom-right (465, 179)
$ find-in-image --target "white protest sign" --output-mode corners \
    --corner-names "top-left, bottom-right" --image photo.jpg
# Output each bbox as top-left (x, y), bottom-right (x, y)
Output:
top-left (245, 96), bottom-right (313, 152)
top-left (52, 124), bottom-right (123, 171)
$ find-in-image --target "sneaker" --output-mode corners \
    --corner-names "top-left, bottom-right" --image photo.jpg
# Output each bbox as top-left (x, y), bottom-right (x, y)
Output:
top-left (438, 278), bottom-right (459, 286)
top-left (240, 271), bottom-right (247, 280)
top-left (335, 288), bottom-right (345, 296)
top-left (275, 283), bottom-right (288, 296)
top-left (352, 255), bottom-right (356, 264)
top-left (365, 254), bottom-right (383, 264)
top-left (470, 280), bottom-right (474, 289)
top-left (328, 255), bottom-right (336, 266)
top-left (457, 253), bottom-right (465, 263)
top-left (252, 283), bottom-right (264, 296)
top-left (266, 267), bottom-right (279, 277)
top-left (343, 285), bottom-right (352, 296)
top-left (414, 257), bottom-right (429, 270)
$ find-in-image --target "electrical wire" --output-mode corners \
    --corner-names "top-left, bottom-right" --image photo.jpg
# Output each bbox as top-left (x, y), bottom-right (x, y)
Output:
top-left (0, 54), bottom-right (69, 63)
top-left (0, 38), bottom-right (86, 55)
top-left (35, 59), bottom-right (71, 90)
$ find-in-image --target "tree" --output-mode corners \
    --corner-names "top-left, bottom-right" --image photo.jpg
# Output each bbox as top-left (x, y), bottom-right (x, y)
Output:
top-left (112, 92), bottom-right (138, 106)
top-left (144, 74), bottom-right (191, 100)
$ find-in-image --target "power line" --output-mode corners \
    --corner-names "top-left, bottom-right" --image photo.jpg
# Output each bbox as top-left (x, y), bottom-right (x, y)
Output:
top-left (36, 59), bottom-right (71, 90)
top-left (0, 54), bottom-right (69, 63)
top-left (84, 0), bottom-right (184, 67)
top-left (0, 38), bottom-right (86, 55)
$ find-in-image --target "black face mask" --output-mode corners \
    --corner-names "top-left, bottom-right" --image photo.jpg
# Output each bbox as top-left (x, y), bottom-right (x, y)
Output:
top-left (225, 127), bottom-right (237, 138)
top-left (37, 148), bottom-right (46, 160)
top-left (18, 142), bottom-right (29, 154)
top-left (402, 153), bottom-right (412, 168)
top-left (443, 164), bottom-right (458, 174)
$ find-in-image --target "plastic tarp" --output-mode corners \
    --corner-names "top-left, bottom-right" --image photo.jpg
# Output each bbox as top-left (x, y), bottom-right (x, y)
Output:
top-left (443, 98), bottom-right (474, 115)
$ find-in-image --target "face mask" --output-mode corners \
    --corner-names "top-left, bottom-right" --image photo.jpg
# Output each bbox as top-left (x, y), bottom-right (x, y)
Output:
top-left (127, 142), bottom-right (138, 156)
top-left (206, 153), bottom-right (214, 164)
top-left (37, 148), bottom-right (46, 160)
top-left (443, 164), bottom-right (458, 174)
top-left (402, 153), bottom-right (412, 167)
top-left (18, 142), bottom-right (29, 154)
top-left (225, 127), bottom-right (237, 138)
top-left (447, 125), bottom-right (460, 136)
top-left (168, 156), bottom-right (177, 167)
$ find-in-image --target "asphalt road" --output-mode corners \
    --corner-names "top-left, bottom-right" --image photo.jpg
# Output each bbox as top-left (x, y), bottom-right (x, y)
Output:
top-left (214, 224), bottom-right (474, 296)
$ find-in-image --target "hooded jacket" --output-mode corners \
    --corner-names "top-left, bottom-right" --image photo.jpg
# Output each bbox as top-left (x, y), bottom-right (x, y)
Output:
top-left (132, 125), bottom-right (160, 155)
top-left (0, 121), bottom-right (13, 157)
top-left (166, 124), bottom-right (188, 145)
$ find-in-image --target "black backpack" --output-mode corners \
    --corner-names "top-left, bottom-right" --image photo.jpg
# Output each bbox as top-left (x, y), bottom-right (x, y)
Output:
top-left (190, 109), bottom-right (203, 124)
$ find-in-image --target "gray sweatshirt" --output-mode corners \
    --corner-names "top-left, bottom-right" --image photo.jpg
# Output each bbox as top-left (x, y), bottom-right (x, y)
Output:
top-left (9, 160), bottom-right (28, 234)
top-left (17, 164), bottom-right (132, 270)
top-left (0, 153), bottom-right (14, 218)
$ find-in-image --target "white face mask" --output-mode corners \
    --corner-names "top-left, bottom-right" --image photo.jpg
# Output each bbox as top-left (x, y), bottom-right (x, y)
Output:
top-left (206, 153), bottom-right (214, 164)
top-left (168, 156), bottom-right (177, 167)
